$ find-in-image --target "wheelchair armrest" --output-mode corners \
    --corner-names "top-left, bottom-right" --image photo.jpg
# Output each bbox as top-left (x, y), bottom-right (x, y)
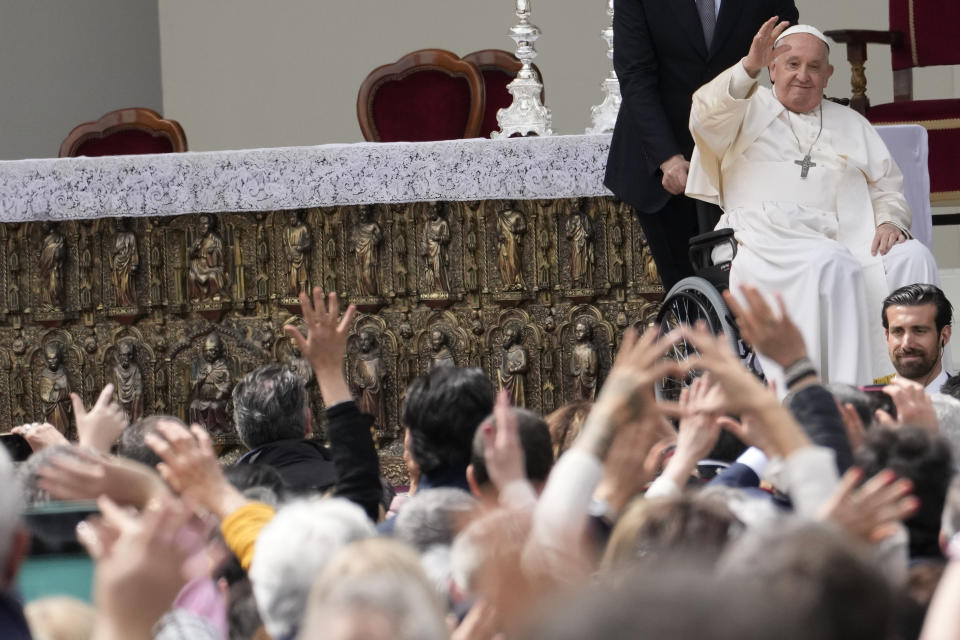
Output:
top-left (688, 228), bottom-right (737, 273)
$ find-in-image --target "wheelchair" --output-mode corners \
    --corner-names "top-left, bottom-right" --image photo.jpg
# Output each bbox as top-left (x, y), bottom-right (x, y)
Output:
top-left (654, 228), bottom-right (764, 401)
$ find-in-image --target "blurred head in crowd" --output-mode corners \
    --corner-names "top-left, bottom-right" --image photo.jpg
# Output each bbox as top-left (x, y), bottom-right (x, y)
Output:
top-left (394, 488), bottom-right (478, 552)
top-left (468, 407), bottom-right (554, 505)
top-left (24, 596), bottom-right (96, 640)
top-left (0, 447), bottom-right (27, 594)
top-left (299, 539), bottom-right (448, 640)
top-left (117, 414), bottom-right (186, 468)
top-left (250, 498), bottom-right (375, 639)
top-left (402, 367), bottom-right (494, 476)
top-left (882, 284), bottom-right (953, 384)
top-left (233, 363), bottom-right (311, 449)
top-left (855, 426), bottom-right (954, 558)
top-left (719, 519), bottom-right (892, 640)
top-left (601, 493), bottom-right (743, 573)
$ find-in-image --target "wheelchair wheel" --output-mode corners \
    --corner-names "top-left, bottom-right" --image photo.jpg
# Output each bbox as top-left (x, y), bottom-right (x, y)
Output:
top-left (655, 276), bottom-right (758, 401)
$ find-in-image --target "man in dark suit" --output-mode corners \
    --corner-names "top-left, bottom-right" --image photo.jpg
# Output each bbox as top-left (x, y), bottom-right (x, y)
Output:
top-left (605, 0), bottom-right (799, 291)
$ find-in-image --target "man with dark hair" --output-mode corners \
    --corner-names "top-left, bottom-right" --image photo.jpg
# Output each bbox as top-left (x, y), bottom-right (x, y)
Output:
top-left (881, 283), bottom-right (953, 391)
top-left (855, 426), bottom-right (954, 559)
top-left (401, 366), bottom-right (495, 493)
top-left (467, 407), bottom-right (554, 507)
top-left (232, 363), bottom-right (337, 495)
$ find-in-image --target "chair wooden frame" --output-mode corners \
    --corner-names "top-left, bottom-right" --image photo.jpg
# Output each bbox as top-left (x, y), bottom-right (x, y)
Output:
top-left (357, 48), bottom-right (485, 142)
top-left (59, 108), bottom-right (187, 157)
top-left (463, 49), bottom-right (545, 105)
top-left (822, 29), bottom-right (907, 115)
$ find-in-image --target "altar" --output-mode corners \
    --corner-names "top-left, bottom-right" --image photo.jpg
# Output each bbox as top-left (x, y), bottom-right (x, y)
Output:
top-left (0, 134), bottom-right (666, 476)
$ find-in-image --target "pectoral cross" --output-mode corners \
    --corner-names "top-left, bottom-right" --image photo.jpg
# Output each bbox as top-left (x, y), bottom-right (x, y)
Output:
top-left (795, 154), bottom-right (816, 178)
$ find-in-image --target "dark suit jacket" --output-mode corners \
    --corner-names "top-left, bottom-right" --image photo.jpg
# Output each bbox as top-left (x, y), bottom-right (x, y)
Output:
top-left (605, 0), bottom-right (799, 214)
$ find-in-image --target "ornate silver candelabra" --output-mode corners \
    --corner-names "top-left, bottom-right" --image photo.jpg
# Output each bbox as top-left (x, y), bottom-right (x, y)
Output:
top-left (586, 0), bottom-right (621, 134)
top-left (493, 0), bottom-right (553, 138)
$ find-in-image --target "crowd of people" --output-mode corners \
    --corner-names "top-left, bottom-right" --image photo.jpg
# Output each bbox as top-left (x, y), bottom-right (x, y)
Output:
top-left (0, 280), bottom-right (959, 640)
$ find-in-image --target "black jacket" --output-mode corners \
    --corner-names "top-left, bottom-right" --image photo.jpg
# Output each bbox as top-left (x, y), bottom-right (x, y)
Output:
top-left (605, 0), bottom-right (799, 213)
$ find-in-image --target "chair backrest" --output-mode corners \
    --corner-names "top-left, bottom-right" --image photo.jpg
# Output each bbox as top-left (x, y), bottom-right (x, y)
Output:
top-left (59, 108), bottom-right (187, 158)
top-left (357, 49), bottom-right (485, 142)
top-left (463, 49), bottom-right (546, 139)
top-left (890, 0), bottom-right (960, 70)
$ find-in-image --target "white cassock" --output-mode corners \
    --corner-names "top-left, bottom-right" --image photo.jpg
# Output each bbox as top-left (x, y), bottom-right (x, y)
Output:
top-left (686, 61), bottom-right (939, 385)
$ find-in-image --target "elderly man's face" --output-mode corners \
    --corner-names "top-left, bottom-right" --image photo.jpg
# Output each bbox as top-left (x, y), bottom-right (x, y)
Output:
top-left (885, 303), bottom-right (950, 382)
top-left (770, 33), bottom-right (834, 114)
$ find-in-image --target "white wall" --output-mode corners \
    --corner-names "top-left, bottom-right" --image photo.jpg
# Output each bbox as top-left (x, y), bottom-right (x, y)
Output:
top-left (0, 0), bottom-right (162, 160)
top-left (157, 0), bottom-right (960, 151)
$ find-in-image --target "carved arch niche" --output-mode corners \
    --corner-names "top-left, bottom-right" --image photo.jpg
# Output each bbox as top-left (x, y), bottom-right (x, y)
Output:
top-left (416, 310), bottom-right (469, 373)
top-left (347, 314), bottom-right (399, 443)
top-left (28, 330), bottom-right (85, 438)
top-left (98, 326), bottom-right (156, 424)
top-left (486, 309), bottom-right (544, 411)
top-left (557, 306), bottom-right (615, 405)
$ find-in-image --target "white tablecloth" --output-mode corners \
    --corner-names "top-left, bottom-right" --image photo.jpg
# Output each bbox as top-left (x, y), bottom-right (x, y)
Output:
top-left (0, 128), bottom-right (932, 250)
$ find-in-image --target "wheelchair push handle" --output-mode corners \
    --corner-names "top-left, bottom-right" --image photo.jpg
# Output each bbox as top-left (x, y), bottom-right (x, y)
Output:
top-left (688, 228), bottom-right (737, 271)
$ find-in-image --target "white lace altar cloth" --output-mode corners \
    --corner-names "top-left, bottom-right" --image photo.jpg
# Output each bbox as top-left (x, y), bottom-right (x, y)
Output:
top-left (0, 134), bottom-right (615, 222)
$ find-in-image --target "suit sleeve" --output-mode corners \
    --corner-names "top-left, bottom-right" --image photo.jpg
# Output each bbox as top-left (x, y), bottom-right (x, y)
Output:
top-left (771, 0), bottom-right (799, 26)
top-left (613, 0), bottom-right (683, 173)
top-left (326, 400), bottom-right (383, 522)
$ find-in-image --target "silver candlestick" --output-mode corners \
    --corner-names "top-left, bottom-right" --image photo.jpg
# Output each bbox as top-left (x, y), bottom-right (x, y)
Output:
top-left (492, 0), bottom-right (553, 138)
top-left (586, 0), bottom-right (621, 134)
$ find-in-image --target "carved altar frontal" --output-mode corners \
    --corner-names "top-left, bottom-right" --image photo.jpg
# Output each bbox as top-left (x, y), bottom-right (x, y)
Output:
top-left (0, 198), bottom-right (661, 477)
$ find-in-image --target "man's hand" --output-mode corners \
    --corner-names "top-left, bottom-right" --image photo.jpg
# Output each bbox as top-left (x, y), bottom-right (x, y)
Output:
top-left (659, 374), bottom-right (724, 487)
top-left (284, 287), bottom-right (356, 405)
top-left (12, 421), bottom-right (68, 453)
top-left (724, 285), bottom-right (808, 369)
top-left (817, 467), bottom-right (917, 543)
top-left (72, 384), bottom-right (129, 455)
top-left (742, 16), bottom-right (793, 77)
top-left (871, 223), bottom-right (906, 257)
top-left (145, 421), bottom-right (247, 520)
top-left (660, 155), bottom-right (690, 195)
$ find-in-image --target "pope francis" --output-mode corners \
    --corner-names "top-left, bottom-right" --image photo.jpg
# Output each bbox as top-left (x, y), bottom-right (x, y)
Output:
top-left (686, 19), bottom-right (939, 385)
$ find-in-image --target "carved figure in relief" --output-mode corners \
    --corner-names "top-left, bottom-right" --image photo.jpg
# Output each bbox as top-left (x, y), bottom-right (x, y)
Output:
top-left (354, 205), bottom-right (383, 296)
top-left (498, 324), bottom-right (528, 407)
top-left (428, 329), bottom-right (455, 371)
top-left (189, 333), bottom-right (233, 435)
top-left (188, 214), bottom-right (230, 301)
top-left (498, 202), bottom-right (526, 290)
top-left (283, 210), bottom-right (312, 296)
top-left (570, 321), bottom-right (599, 401)
top-left (39, 341), bottom-right (71, 435)
top-left (111, 219), bottom-right (140, 307)
top-left (565, 200), bottom-right (595, 287)
top-left (112, 339), bottom-right (144, 423)
top-left (354, 330), bottom-right (387, 432)
top-left (421, 202), bottom-right (451, 293)
top-left (38, 223), bottom-right (66, 307)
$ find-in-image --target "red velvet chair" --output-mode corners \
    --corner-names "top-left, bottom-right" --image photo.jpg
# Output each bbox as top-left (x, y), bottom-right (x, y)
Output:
top-left (59, 108), bottom-right (188, 158)
top-left (826, 0), bottom-right (960, 202)
top-left (463, 49), bottom-right (546, 139)
top-left (357, 49), bottom-right (485, 142)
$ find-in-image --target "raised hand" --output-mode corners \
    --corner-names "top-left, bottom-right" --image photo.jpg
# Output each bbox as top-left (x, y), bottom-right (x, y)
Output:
top-left (80, 495), bottom-right (206, 640)
top-left (284, 287), bottom-right (356, 405)
top-left (743, 16), bottom-right (793, 77)
top-left (576, 328), bottom-right (683, 460)
top-left (817, 467), bottom-right (918, 543)
top-left (480, 391), bottom-right (527, 492)
top-left (12, 421), bottom-right (69, 453)
top-left (72, 384), bottom-right (129, 455)
top-left (878, 378), bottom-right (938, 432)
top-left (723, 285), bottom-right (808, 369)
top-left (660, 374), bottom-right (725, 485)
top-left (35, 447), bottom-right (168, 508)
top-left (145, 421), bottom-right (246, 519)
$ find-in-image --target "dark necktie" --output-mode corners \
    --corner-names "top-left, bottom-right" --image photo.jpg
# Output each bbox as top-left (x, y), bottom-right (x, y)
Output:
top-left (695, 0), bottom-right (717, 49)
